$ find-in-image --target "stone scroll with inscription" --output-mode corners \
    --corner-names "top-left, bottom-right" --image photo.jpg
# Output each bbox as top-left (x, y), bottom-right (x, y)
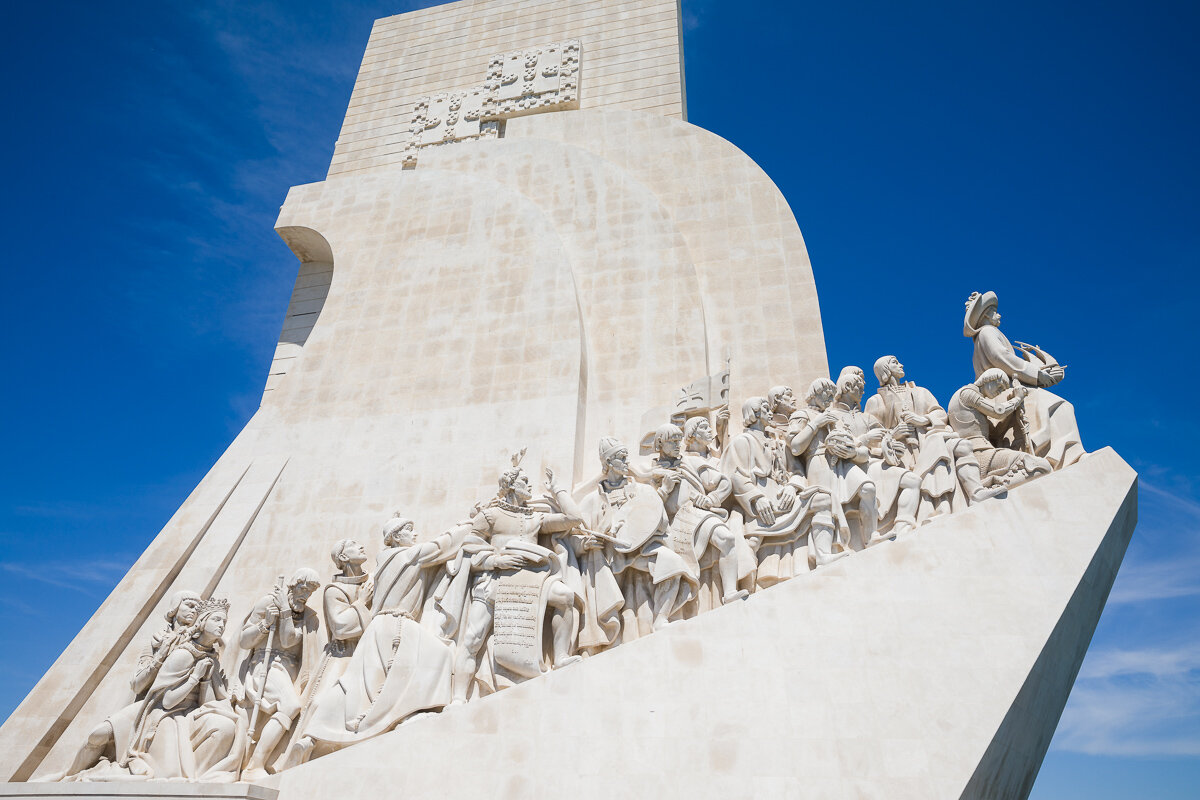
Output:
top-left (666, 502), bottom-right (704, 575)
top-left (493, 567), bottom-right (551, 679)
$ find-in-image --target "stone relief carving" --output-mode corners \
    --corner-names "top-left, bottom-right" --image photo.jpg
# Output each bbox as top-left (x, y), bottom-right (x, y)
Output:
top-left (59, 291), bottom-right (1086, 783)
top-left (402, 89), bottom-right (499, 166)
top-left (403, 39), bottom-right (581, 166)
top-left (483, 40), bottom-right (581, 118)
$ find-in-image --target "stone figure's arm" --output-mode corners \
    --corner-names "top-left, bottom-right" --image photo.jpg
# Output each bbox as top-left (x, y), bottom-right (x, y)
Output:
top-left (863, 395), bottom-right (890, 427)
top-left (323, 586), bottom-right (367, 643)
top-left (419, 525), bottom-right (468, 566)
top-left (276, 609), bottom-right (305, 649)
top-left (960, 386), bottom-right (1022, 421)
top-left (787, 411), bottom-right (819, 456)
top-left (917, 388), bottom-right (950, 428)
top-left (722, 436), bottom-right (765, 514)
top-left (157, 650), bottom-right (205, 710)
top-left (129, 637), bottom-right (161, 695)
top-left (238, 598), bottom-right (272, 650)
top-left (701, 464), bottom-right (732, 507)
top-left (977, 327), bottom-right (1043, 385)
top-left (541, 468), bottom-right (586, 532)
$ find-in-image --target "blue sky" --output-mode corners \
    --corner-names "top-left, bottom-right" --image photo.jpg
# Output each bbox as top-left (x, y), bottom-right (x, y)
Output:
top-left (1, 1), bottom-right (1197, 795)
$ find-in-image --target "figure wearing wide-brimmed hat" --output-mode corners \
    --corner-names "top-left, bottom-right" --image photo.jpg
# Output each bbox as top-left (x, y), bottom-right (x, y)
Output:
top-left (962, 291), bottom-right (1085, 469)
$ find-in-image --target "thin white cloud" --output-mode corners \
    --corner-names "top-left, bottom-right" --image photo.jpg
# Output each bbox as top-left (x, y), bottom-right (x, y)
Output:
top-left (0, 560), bottom-right (131, 595)
top-left (1055, 640), bottom-right (1200, 757)
top-left (1109, 556), bottom-right (1200, 604)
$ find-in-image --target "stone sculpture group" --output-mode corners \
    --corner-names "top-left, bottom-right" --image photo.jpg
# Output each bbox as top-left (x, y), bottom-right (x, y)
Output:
top-left (52, 291), bottom-right (1085, 783)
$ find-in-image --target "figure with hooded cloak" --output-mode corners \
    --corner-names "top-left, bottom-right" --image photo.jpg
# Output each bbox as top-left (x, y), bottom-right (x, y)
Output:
top-left (963, 290), bottom-right (1085, 469)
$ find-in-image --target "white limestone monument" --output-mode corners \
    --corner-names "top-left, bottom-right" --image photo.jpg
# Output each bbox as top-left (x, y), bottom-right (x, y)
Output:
top-left (0, 1), bottom-right (1136, 799)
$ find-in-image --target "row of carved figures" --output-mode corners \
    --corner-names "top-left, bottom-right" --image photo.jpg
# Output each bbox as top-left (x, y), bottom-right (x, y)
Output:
top-left (53, 290), bottom-right (1085, 783)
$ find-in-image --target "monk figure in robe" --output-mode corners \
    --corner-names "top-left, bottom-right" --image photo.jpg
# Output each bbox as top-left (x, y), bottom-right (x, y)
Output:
top-left (287, 516), bottom-right (453, 765)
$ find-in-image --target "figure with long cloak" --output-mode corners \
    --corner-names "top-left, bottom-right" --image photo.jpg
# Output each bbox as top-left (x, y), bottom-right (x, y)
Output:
top-left (722, 394), bottom-right (840, 584)
top-left (964, 291), bottom-right (1085, 469)
top-left (117, 599), bottom-right (245, 782)
top-left (828, 367), bottom-right (922, 539)
top-left (866, 355), bottom-right (1001, 519)
top-left (53, 590), bottom-right (204, 781)
top-left (649, 422), bottom-right (748, 613)
top-left (286, 516), bottom-right (453, 765)
top-left (448, 457), bottom-right (585, 703)
top-left (283, 539), bottom-right (373, 766)
top-left (788, 380), bottom-right (882, 551)
top-left (233, 570), bottom-right (322, 781)
top-left (580, 437), bottom-right (695, 642)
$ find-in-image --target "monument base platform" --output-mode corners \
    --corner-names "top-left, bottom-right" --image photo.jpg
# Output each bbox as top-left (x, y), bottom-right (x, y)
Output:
top-left (0, 785), bottom-right (275, 800)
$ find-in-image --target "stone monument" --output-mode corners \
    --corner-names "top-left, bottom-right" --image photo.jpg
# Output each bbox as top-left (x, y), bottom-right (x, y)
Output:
top-left (0, 1), bottom-right (1136, 799)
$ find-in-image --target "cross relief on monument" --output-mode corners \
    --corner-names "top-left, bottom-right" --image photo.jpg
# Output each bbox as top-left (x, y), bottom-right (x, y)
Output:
top-left (403, 39), bottom-right (581, 165)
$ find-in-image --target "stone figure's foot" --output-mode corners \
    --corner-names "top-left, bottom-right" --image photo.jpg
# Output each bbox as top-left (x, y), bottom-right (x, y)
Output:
top-left (971, 485), bottom-right (1007, 502)
top-left (866, 531), bottom-right (897, 547)
top-left (32, 772), bottom-right (66, 783)
top-left (282, 737), bottom-right (314, 770)
top-left (722, 589), bottom-right (750, 604)
top-left (891, 520), bottom-right (916, 537)
top-left (652, 617), bottom-right (674, 632)
top-left (240, 767), bottom-right (271, 783)
top-left (813, 550), bottom-right (849, 568)
top-left (553, 654), bottom-right (583, 669)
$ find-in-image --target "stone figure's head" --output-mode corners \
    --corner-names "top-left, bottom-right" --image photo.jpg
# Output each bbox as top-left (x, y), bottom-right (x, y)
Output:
top-left (166, 590), bottom-right (203, 629)
top-left (598, 436), bottom-right (630, 476)
top-left (805, 378), bottom-right (837, 410)
top-left (382, 515), bottom-right (416, 548)
top-left (331, 538), bottom-right (368, 571)
top-left (287, 568), bottom-right (321, 612)
top-left (653, 423), bottom-right (684, 460)
top-left (741, 396), bottom-right (770, 428)
top-left (498, 464), bottom-right (533, 503)
top-left (976, 368), bottom-right (1010, 399)
top-left (189, 597), bottom-right (230, 646)
top-left (767, 385), bottom-right (797, 416)
top-left (963, 291), bottom-right (1000, 336)
top-left (683, 416), bottom-right (714, 449)
top-left (874, 355), bottom-right (904, 385)
top-left (835, 367), bottom-right (866, 406)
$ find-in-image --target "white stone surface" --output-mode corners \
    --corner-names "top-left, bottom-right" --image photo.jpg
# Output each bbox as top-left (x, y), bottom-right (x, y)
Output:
top-left (0, 104), bottom-right (827, 783)
top-left (330, 0), bottom-right (688, 176)
top-left (0, 786), bottom-right (275, 800)
top-left (264, 447), bottom-right (1135, 800)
